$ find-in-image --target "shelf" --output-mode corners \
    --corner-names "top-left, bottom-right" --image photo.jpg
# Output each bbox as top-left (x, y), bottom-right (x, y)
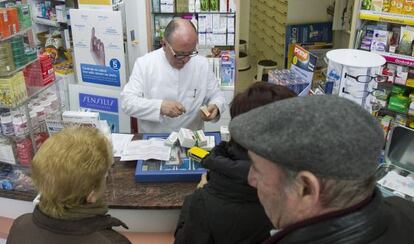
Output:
top-left (0, 58), bottom-right (38, 78)
top-left (359, 10), bottom-right (414, 26)
top-left (379, 108), bottom-right (414, 119)
top-left (152, 11), bottom-right (235, 14)
top-left (0, 27), bottom-right (32, 42)
top-left (33, 17), bottom-right (60, 27)
top-left (373, 51), bottom-right (414, 68)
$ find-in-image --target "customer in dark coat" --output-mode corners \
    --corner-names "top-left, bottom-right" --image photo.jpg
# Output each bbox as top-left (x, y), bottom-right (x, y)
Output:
top-left (7, 127), bottom-right (130, 244)
top-left (174, 82), bottom-right (297, 244)
top-left (229, 95), bottom-right (414, 243)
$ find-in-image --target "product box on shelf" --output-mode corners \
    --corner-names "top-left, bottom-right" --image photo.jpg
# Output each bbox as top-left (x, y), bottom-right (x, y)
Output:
top-left (0, 7), bottom-right (19, 39)
top-left (23, 55), bottom-right (55, 87)
top-left (0, 71), bottom-right (28, 107)
top-left (135, 132), bottom-right (221, 183)
top-left (285, 22), bottom-right (333, 59)
top-left (220, 50), bottom-right (235, 87)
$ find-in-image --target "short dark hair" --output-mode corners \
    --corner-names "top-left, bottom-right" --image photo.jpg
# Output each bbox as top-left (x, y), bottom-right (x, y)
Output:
top-left (164, 19), bottom-right (197, 43)
top-left (230, 82), bottom-right (297, 119)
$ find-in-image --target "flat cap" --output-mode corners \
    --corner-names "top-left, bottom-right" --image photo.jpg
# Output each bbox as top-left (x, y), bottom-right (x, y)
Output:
top-left (229, 95), bottom-right (384, 180)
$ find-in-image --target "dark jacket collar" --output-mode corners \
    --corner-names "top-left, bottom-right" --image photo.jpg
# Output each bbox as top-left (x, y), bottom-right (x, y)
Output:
top-left (264, 188), bottom-right (388, 244)
top-left (32, 206), bottom-right (128, 235)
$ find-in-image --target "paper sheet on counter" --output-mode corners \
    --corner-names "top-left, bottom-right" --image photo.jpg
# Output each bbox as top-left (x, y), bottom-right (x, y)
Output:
top-left (111, 133), bottom-right (134, 157)
top-left (120, 138), bottom-right (171, 161)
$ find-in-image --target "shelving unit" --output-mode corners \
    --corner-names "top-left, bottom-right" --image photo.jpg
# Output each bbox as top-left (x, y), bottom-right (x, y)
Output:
top-left (349, 0), bottom-right (414, 129)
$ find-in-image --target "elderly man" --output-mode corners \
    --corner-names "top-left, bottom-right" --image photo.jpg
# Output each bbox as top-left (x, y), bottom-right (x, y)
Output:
top-left (121, 19), bottom-right (226, 133)
top-left (229, 95), bottom-right (414, 243)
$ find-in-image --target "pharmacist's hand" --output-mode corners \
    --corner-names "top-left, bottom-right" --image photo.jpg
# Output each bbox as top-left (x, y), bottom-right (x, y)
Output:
top-left (201, 104), bottom-right (219, 121)
top-left (197, 173), bottom-right (208, 189)
top-left (161, 100), bottom-right (186, 118)
top-left (90, 27), bottom-right (105, 66)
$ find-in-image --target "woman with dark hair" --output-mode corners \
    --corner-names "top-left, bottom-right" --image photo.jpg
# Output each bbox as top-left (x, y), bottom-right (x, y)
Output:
top-left (174, 82), bottom-right (297, 244)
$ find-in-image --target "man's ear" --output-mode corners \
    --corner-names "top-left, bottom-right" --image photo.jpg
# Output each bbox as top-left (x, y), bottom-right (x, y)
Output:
top-left (86, 190), bottom-right (97, 203)
top-left (295, 171), bottom-right (321, 207)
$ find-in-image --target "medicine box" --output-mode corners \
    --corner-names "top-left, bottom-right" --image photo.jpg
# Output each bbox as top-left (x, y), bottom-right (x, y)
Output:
top-left (135, 132), bottom-right (221, 182)
top-left (62, 111), bottom-right (100, 125)
top-left (377, 126), bottom-right (414, 201)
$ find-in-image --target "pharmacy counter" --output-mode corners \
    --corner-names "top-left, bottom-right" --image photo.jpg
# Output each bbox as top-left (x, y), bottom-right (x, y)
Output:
top-left (0, 159), bottom-right (198, 232)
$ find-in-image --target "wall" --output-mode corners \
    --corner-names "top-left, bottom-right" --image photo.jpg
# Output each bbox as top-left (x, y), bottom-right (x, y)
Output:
top-left (287, 0), bottom-right (335, 24)
top-left (239, 0), bottom-right (250, 44)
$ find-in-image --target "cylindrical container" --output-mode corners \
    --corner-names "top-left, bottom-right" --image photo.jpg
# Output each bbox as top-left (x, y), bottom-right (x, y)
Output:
top-left (15, 136), bottom-right (33, 165)
top-left (35, 132), bottom-right (49, 150)
top-left (40, 100), bottom-right (52, 115)
top-left (1, 113), bottom-right (14, 136)
top-left (12, 114), bottom-right (28, 137)
top-left (32, 106), bottom-right (46, 122)
top-left (29, 110), bottom-right (39, 129)
top-left (47, 94), bottom-right (59, 111)
top-left (325, 49), bottom-right (386, 112)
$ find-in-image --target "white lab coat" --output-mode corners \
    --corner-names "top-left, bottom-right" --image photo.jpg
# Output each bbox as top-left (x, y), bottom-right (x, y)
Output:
top-left (121, 48), bottom-right (227, 133)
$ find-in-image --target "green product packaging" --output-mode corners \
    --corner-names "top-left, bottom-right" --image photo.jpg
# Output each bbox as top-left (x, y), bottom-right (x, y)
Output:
top-left (176, 0), bottom-right (189, 12)
top-left (210, 0), bottom-right (219, 11)
top-left (388, 95), bottom-right (410, 113)
top-left (391, 84), bottom-right (409, 96)
top-left (200, 0), bottom-right (209, 11)
top-left (16, 4), bottom-right (32, 29)
top-left (361, 0), bottom-right (372, 10)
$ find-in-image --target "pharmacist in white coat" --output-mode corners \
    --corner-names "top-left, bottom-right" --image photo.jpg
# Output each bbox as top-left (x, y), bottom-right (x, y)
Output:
top-left (121, 19), bottom-right (227, 133)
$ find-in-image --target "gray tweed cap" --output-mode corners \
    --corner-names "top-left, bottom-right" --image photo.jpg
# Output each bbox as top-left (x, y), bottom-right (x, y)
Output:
top-left (229, 95), bottom-right (384, 180)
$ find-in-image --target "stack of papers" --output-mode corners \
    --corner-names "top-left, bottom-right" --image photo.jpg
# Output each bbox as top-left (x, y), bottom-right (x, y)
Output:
top-left (111, 133), bottom-right (134, 157)
top-left (120, 138), bottom-right (171, 161)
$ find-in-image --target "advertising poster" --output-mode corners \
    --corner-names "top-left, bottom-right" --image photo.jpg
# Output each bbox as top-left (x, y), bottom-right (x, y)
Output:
top-left (69, 84), bottom-right (131, 133)
top-left (70, 9), bottom-right (126, 89)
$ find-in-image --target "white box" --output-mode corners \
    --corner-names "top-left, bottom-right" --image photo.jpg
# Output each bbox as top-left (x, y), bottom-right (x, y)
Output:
top-left (188, 0), bottom-right (195, 12)
top-left (160, 0), bottom-right (174, 12)
top-left (195, 0), bottom-right (201, 12)
top-left (205, 14), bottom-right (213, 32)
top-left (194, 130), bottom-right (208, 147)
top-left (220, 126), bottom-right (230, 142)
top-left (198, 14), bottom-right (207, 32)
top-left (62, 111), bottom-right (100, 125)
top-left (206, 32), bottom-right (214, 45)
top-left (56, 5), bottom-right (67, 23)
top-left (213, 33), bottom-right (227, 45)
top-left (201, 136), bottom-right (216, 151)
top-left (227, 32), bottom-right (235, 45)
top-left (178, 128), bottom-right (196, 148)
top-left (198, 32), bottom-right (206, 45)
top-left (165, 131), bottom-right (179, 146)
top-left (220, 0), bottom-right (227, 12)
top-left (227, 14), bottom-right (235, 32)
top-left (229, 0), bottom-right (236, 12)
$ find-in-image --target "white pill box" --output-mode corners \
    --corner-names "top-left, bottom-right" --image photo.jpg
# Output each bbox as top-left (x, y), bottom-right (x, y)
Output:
top-left (178, 128), bottom-right (196, 148)
top-left (194, 130), bottom-right (207, 147)
top-left (62, 111), bottom-right (99, 126)
top-left (201, 136), bottom-right (215, 151)
top-left (220, 125), bottom-right (230, 142)
top-left (165, 131), bottom-right (179, 147)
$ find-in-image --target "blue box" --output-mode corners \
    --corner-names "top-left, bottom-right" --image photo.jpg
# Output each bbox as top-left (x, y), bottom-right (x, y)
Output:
top-left (135, 132), bottom-right (221, 183)
top-left (285, 22), bottom-right (333, 60)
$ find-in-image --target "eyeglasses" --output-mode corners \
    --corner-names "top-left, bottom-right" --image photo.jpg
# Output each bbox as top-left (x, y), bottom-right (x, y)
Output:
top-left (345, 73), bottom-right (388, 83)
top-left (342, 87), bottom-right (387, 99)
top-left (165, 42), bottom-right (198, 60)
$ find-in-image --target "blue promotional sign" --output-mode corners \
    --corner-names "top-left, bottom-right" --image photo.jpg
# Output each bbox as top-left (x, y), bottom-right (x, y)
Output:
top-left (79, 93), bottom-right (118, 113)
top-left (80, 64), bottom-right (121, 87)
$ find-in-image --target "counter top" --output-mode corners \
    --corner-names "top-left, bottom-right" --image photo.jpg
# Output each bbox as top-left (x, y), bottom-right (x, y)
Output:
top-left (0, 158), bottom-right (198, 210)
